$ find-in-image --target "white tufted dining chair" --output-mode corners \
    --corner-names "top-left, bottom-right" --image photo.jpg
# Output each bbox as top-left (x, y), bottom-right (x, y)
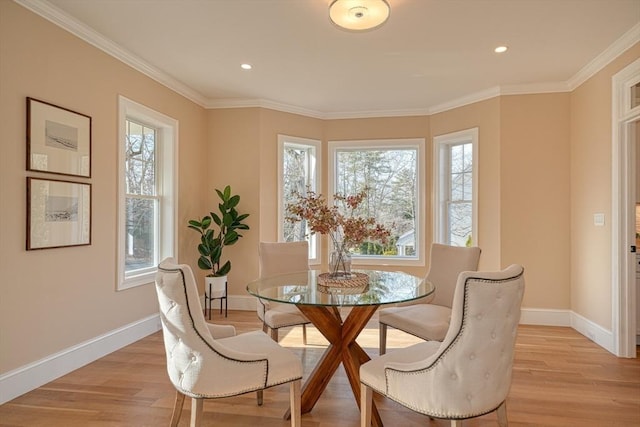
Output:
top-left (378, 243), bottom-right (481, 354)
top-left (154, 258), bottom-right (302, 427)
top-left (257, 241), bottom-right (311, 344)
top-left (360, 264), bottom-right (524, 427)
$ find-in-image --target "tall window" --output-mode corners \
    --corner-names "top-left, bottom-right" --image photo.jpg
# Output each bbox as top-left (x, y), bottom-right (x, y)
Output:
top-left (329, 138), bottom-right (425, 266)
top-left (118, 96), bottom-right (177, 290)
top-left (434, 128), bottom-right (478, 247)
top-left (278, 135), bottom-right (321, 263)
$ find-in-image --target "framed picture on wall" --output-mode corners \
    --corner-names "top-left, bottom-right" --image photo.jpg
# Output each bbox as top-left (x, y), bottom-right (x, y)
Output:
top-left (27, 177), bottom-right (91, 250)
top-left (27, 97), bottom-right (91, 178)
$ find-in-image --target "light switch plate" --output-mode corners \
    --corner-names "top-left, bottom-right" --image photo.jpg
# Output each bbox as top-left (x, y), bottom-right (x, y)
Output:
top-left (594, 213), bottom-right (605, 226)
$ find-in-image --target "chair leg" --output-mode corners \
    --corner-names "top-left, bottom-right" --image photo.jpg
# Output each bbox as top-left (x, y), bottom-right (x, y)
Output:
top-left (262, 322), bottom-right (269, 334)
top-left (170, 390), bottom-right (185, 427)
top-left (379, 323), bottom-right (387, 355)
top-left (302, 324), bottom-right (307, 345)
top-left (360, 383), bottom-right (373, 427)
top-left (450, 420), bottom-right (462, 427)
top-left (257, 390), bottom-right (264, 406)
top-left (290, 380), bottom-right (301, 427)
top-left (190, 397), bottom-right (203, 427)
top-left (497, 401), bottom-right (508, 427)
top-left (270, 327), bottom-right (279, 341)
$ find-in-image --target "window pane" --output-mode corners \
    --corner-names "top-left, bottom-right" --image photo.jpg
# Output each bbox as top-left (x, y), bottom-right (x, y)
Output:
top-left (463, 171), bottom-right (472, 200)
top-left (125, 120), bottom-right (156, 196)
top-left (335, 148), bottom-right (417, 258)
top-left (125, 197), bottom-right (156, 272)
top-left (450, 172), bottom-right (464, 201)
top-left (282, 142), bottom-right (318, 258)
top-left (462, 143), bottom-right (472, 171)
top-left (450, 144), bottom-right (464, 173)
top-left (435, 130), bottom-right (476, 248)
top-left (283, 145), bottom-right (311, 241)
top-left (448, 201), bottom-right (472, 246)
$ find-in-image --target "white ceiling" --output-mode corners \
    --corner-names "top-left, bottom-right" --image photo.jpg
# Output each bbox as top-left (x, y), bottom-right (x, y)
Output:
top-left (24, 0), bottom-right (640, 118)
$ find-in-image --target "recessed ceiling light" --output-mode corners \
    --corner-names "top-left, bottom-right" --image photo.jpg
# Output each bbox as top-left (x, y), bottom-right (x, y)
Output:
top-left (241, 63), bottom-right (252, 70)
top-left (494, 46), bottom-right (508, 53)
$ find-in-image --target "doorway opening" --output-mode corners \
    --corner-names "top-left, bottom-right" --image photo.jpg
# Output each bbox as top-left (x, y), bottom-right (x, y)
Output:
top-left (612, 58), bottom-right (640, 358)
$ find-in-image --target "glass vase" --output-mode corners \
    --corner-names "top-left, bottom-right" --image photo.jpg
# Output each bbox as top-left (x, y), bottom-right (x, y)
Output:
top-left (329, 249), bottom-right (352, 279)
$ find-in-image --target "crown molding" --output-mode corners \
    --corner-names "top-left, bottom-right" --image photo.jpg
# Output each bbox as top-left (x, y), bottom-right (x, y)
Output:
top-left (428, 87), bottom-right (501, 115)
top-left (205, 98), bottom-right (327, 119)
top-left (14, 0), bottom-right (209, 107)
top-left (16, 0), bottom-right (640, 119)
top-left (567, 22), bottom-right (640, 91)
top-left (500, 81), bottom-right (571, 95)
top-left (323, 107), bottom-right (432, 120)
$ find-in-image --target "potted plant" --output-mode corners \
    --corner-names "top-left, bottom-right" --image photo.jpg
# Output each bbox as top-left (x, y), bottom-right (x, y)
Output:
top-left (188, 185), bottom-right (250, 293)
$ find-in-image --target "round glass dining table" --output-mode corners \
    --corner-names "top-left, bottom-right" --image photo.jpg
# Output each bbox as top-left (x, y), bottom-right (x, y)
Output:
top-left (247, 269), bottom-right (434, 427)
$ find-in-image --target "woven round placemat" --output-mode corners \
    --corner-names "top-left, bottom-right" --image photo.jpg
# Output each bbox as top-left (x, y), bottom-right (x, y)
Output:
top-left (317, 272), bottom-right (369, 288)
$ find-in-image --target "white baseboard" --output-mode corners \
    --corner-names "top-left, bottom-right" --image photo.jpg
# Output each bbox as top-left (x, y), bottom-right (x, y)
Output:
top-left (0, 314), bottom-right (161, 405)
top-left (520, 307), bottom-right (572, 326)
top-left (570, 311), bottom-right (614, 354)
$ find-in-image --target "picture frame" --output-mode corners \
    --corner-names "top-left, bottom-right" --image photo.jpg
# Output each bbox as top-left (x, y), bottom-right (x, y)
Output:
top-left (27, 97), bottom-right (91, 178)
top-left (27, 177), bottom-right (91, 250)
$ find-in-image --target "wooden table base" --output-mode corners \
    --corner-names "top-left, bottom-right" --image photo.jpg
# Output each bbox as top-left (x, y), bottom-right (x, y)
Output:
top-left (287, 304), bottom-right (384, 427)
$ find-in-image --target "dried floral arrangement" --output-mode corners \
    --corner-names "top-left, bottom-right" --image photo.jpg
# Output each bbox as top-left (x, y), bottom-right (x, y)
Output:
top-left (286, 189), bottom-right (391, 276)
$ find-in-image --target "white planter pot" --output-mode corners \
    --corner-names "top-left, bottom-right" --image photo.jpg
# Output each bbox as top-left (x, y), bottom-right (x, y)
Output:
top-left (205, 275), bottom-right (227, 298)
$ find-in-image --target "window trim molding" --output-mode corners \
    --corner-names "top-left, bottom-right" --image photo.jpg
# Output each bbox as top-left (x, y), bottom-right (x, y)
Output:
top-left (117, 95), bottom-right (178, 290)
top-left (277, 134), bottom-right (322, 265)
top-left (433, 127), bottom-right (478, 247)
top-left (328, 138), bottom-right (425, 267)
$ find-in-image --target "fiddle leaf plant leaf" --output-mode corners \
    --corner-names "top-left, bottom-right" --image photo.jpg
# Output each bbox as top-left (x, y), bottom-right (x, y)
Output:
top-left (187, 185), bottom-right (250, 276)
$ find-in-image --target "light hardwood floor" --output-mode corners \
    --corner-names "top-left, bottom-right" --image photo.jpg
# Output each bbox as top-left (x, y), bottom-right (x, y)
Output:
top-left (1, 310), bottom-right (639, 426)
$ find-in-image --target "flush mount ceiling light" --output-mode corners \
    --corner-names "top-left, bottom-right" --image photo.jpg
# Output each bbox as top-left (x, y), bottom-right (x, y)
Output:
top-left (329, 0), bottom-right (390, 32)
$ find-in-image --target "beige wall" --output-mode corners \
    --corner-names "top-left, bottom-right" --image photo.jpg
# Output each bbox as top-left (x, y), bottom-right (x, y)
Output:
top-left (0, 2), bottom-right (207, 373)
top-left (570, 43), bottom-right (640, 329)
top-left (202, 108), bottom-right (262, 296)
top-left (500, 93), bottom-right (571, 309)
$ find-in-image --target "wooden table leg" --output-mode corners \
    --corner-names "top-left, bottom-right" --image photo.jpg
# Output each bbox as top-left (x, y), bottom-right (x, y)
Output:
top-left (294, 304), bottom-right (384, 427)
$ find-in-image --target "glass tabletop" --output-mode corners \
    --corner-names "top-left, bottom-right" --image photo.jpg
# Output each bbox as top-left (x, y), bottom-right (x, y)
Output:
top-left (246, 269), bottom-right (434, 307)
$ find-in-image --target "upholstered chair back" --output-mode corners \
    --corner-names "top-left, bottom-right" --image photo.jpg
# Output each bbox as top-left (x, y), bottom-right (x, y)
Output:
top-left (384, 264), bottom-right (525, 419)
top-left (428, 243), bottom-right (481, 307)
top-left (155, 258), bottom-right (270, 398)
top-left (256, 241), bottom-right (310, 323)
top-left (259, 241), bottom-right (310, 278)
top-left (256, 241), bottom-right (311, 342)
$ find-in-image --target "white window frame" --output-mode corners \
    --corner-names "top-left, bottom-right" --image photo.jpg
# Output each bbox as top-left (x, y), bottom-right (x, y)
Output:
top-left (117, 96), bottom-right (178, 290)
top-left (433, 127), bottom-right (478, 247)
top-left (328, 138), bottom-right (425, 267)
top-left (277, 134), bottom-right (322, 265)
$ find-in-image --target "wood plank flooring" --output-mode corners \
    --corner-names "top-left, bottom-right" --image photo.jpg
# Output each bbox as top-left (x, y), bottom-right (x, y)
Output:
top-left (1, 310), bottom-right (639, 426)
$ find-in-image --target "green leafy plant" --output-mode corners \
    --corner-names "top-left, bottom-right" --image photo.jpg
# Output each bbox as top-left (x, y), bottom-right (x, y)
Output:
top-left (187, 185), bottom-right (250, 277)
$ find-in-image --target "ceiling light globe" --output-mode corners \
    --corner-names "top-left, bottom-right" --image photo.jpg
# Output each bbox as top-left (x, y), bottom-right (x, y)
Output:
top-left (329, 0), bottom-right (390, 32)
